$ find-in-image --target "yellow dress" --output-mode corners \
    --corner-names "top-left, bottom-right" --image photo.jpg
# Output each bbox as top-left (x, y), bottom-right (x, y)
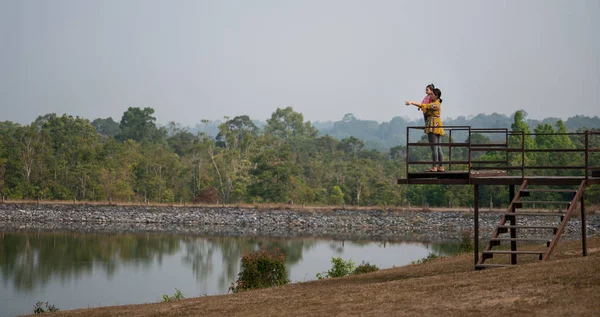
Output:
top-left (420, 100), bottom-right (444, 136)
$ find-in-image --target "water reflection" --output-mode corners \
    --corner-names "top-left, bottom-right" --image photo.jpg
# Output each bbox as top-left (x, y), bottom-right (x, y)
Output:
top-left (0, 232), bottom-right (180, 291)
top-left (179, 237), bottom-right (316, 290)
top-left (0, 232), bottom-right (459, 317)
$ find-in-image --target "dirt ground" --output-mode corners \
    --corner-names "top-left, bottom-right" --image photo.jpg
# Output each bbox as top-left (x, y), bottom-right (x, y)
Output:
top-left (28, 237), bottom-right (600, 317)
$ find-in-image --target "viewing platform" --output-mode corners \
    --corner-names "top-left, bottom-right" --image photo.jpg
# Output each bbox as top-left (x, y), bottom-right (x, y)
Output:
top-left (397, 126), bottom-right (600, 186)
top-left (396, 126), bottom-right (600, 270)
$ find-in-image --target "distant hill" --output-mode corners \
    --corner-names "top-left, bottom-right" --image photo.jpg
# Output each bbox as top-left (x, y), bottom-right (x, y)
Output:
top-left (320, 112), bottom-right (600, 151)
top-left (184, 112), bottom-right (600, 152)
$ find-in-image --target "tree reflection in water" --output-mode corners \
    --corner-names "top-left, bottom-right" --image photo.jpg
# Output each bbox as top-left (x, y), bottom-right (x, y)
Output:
top-left (0, 231), bottom-right (459, 292)
top-left (180, 236), bottom-right (317, 290)
top-left (0, 232), bottom-right (318, 291)
top-left (0, 232), bottom-right (180, 291)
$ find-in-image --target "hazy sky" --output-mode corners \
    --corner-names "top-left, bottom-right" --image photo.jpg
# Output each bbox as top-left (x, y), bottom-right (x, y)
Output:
top-left (1, 0), bottom-right (599, 126)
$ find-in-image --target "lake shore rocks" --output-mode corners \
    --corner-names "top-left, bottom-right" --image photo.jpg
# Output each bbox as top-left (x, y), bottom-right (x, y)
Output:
top-left (0, 203), bottom-right (598, 242)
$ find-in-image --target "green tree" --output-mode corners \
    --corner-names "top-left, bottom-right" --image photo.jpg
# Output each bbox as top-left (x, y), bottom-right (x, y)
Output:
top-left (264, 107), bottom-right (318, 140)
top-left (118, 107), bottom-right (166, 143)
top-left (91, 117), bottom-right (121, 137)
top-left (329, 185), bottom-right (344, 205)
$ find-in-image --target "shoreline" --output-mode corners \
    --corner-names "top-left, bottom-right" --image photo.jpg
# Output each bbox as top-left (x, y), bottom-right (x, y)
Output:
top-left (1, 203), bottom-right (598, 241)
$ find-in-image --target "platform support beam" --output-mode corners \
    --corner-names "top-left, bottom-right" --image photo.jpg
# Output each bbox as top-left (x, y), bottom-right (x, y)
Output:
top-left (582, 193), bottom-right (587, 256)
top-left (474, 184), bottom-right (479, 267)
top-left (509, 184), bottom-right (517, 264)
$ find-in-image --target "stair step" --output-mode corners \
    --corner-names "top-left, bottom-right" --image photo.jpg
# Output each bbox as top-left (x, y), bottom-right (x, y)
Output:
top-left (490, 238), bottom-right (551, 242)
top-left (504, 212), bottom-right (565, 217)
top-left (514, 200), bottom-right (571, 204)
top-left (475, 264), bottom-right (514, 269)
top-left (498, 225), bottom-right (558, 230)
top-left (483, 250), bottom-right (546, 255)
top-left (520, 189), bottom-right (578, 193)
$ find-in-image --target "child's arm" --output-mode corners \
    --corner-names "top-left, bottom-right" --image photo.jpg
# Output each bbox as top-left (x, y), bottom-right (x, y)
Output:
top-left (405, 101), bottom-right (424, 108)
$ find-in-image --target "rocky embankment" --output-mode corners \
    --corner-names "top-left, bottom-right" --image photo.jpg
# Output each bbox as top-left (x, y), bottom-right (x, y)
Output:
top-left (0, 203), bottom-right (598, 242)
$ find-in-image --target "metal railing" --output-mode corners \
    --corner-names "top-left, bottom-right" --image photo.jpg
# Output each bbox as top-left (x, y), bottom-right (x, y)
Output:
top-left (405, 126), bottom-right (600, 180)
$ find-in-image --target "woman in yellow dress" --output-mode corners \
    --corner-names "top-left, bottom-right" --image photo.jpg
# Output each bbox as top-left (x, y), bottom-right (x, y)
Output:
top-left (405, 88), bottom-right (445, 172)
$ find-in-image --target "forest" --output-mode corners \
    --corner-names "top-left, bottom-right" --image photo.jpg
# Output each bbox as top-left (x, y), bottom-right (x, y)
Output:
top-left (0, 107), bottom-right (598, 208)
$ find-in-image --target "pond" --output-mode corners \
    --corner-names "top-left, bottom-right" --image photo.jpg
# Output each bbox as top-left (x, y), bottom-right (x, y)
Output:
top-left (0, 231), bottom-right (462, 317)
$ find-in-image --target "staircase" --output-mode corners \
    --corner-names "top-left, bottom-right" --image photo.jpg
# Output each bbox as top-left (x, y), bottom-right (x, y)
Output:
top-left (475, 179), bottom-right (586, 269)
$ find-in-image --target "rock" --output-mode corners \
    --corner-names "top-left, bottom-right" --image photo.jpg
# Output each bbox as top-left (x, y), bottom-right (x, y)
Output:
top-left (0, 203), bottom-right (597, 242)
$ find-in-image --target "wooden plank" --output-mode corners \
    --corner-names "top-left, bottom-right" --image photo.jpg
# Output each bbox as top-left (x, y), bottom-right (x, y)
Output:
top-left (398, 176), bottom-right (600, 186)
top-left (514, 200), bottom-right (571, 205)
top-left (408, 171), bottom-right (469, 180)
top-left (483, 250), bottom-right (545, 255)
top-left (498, 225), bottom-right (557, 230)
top-left (406, 179), bottom-right (470, 185)
top-left (490, 238), bottom-right (550, 242)
top-left (504, 212), bottom-right (565, 217)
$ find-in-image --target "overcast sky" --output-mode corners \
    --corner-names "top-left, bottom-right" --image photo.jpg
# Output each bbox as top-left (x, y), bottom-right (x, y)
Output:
top-left (1, 0), bottom-right (599, 126)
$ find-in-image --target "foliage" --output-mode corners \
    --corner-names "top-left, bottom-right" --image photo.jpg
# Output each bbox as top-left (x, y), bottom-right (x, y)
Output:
top-left (316, 257), bottom-right (356, 279)
top-left (352, 261), bottom-right (379, 275)
top-left (411, 253), bottom-right (439, 265)
top-left (162, 288), bottom-right (185, 302)
top-left (118, 107), bottom-right (166, 143)
top-left (329, 185), bottom-right (345, 205)
top-left (230, 248), bottom-right (290, 293)
top-left (0, 108), bottom-right (598, 208)
top-left (458, 230), bottom-right (475, 253)
top-left (33, 301), bottom-right (59, 314)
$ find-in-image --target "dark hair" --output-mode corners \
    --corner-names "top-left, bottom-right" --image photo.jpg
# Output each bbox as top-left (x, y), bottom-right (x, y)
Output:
top-left (426, 83), bottom-right (435, 91)
top-left (433, 88), bottom-right (442, 103)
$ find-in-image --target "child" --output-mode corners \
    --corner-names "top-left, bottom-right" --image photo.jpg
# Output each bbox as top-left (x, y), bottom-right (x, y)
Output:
top-left (419, 84), bottom-right (435, 126)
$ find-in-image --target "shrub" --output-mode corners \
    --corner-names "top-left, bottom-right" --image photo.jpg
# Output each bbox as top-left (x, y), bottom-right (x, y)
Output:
top-left (316, 257), bottom-right (355, 279)
top-left (329, 185), bottom-right (344, 205)
top-left (162, 288), bottom-right (185, 302)
top-left (230, 248), bottom-right (290, 293)
top-left (353, 261), bottom-right (379, 275)
top-left (33, 301), bottom-right (59, 314)
top-left (193, 187), bottom-right (218, 204)
top-left (411, 252), bottom-right (438, 264)
top-left (459, 230), bottom-right (474, 253)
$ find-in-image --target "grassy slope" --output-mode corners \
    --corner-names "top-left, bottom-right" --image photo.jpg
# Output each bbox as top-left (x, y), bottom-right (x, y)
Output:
top-left (32, 237), bottom-right (600, 317)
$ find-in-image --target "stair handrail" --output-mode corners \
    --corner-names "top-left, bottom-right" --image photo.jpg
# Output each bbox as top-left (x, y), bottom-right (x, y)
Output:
top-left (542, 180), bottom-right (586, 261)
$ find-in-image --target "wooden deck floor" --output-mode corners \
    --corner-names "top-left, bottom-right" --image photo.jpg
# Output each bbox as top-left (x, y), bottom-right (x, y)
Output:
top-left (398, 171), bottom-right (600, 185)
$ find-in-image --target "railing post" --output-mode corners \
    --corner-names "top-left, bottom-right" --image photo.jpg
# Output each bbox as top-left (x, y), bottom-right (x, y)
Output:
top-left (509, 184), bottom-right (517, 265)
top-left (505, 129), bottom-right (509, 172)
top-left (474, 184), bottom-right (479, 267)
top-left (406, 126), bottom-right (409, 178)
top-left (468, 127), bottom-right (472, 175)
top-left (449, 129), bottom-right (453, 171)
top-left (585, 131), bottom-right (589, 182)
top-left (521, 132), bottom-right (525, 179)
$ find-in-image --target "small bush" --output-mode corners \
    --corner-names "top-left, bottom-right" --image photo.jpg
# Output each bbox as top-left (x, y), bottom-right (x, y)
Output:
top-left (162, 288), bottom-right (185, 302)
top-left (412, 252), bottom-right (438, 264)
top-left (353, 261), bottom-right (379, 275)
top-left (459, 230), bottom-right (474, 253)
top-left (33, 301), bottom-right (59, 314)
top-left (230, 248), bottom-right (290, 293)
top-left (316, 257), bottom-right (355, 279)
